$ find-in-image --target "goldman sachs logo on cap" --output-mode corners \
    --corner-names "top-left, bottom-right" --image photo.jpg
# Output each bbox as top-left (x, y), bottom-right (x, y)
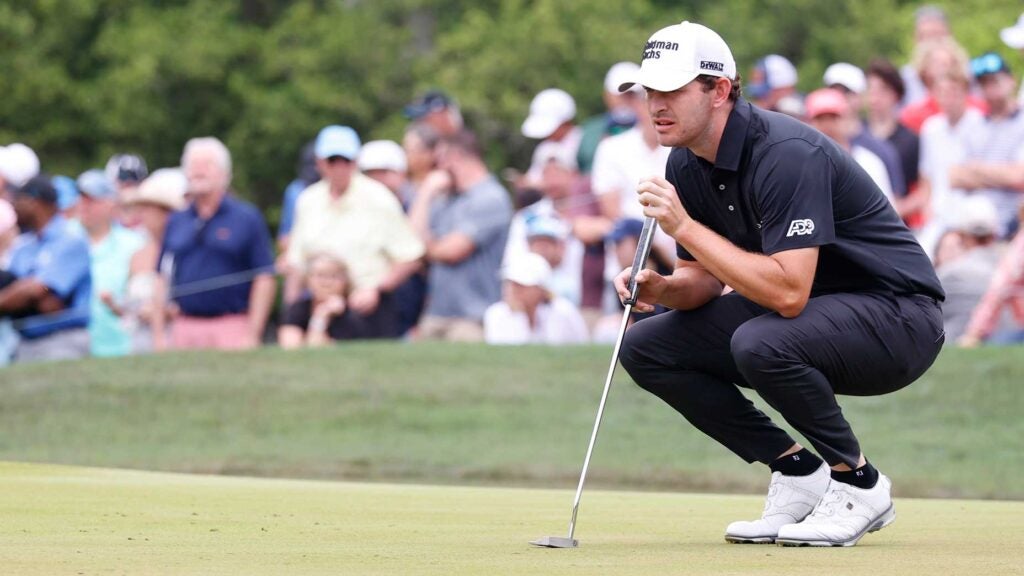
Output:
top-left (642, 39), bottom-right (679, 60)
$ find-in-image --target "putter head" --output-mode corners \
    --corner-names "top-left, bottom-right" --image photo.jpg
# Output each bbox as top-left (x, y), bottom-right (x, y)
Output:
top-left (530, 536), bottom-right (578, 548)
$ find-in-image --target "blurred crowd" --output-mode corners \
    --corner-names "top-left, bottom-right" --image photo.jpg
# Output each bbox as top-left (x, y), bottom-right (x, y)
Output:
top-left (3, 5), bottom-right (1024, 366)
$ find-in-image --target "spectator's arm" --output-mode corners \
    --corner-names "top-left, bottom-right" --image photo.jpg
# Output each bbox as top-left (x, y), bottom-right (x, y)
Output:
top-left (894, 179), bottom-right (930, 219)
top-left (950, 162), bottom-right (1024, 191)
top-left (150, 274), bottom-right (171, 351)
top-left (247, 274), bottom-right (276, 345)
top-left (0, 279), bottom-right (50, 314)
top-left (570, 215), bottom-right (614, 244)
top-left (426, 233), bottom-right (475, 265)
top-left (408, 170), bottom-right (452, 244)
top-left (960, 231), bottom-right (1024, 346)
top-left (378, 258), bottom-right (422, 293)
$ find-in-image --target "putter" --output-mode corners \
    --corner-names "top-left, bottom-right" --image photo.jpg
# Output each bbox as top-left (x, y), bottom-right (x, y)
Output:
top-left (531, 216), bottom-right (658, 549)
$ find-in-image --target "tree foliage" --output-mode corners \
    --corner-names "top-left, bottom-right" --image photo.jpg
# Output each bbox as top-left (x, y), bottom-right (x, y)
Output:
top-left (1, 0), bottom-right (1021, 226)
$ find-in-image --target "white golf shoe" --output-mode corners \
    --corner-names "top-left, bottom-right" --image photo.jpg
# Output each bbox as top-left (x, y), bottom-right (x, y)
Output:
top-left (775, 474), bottom-right (895, 547)
top-left (724, 462), bottom-right (830, 544)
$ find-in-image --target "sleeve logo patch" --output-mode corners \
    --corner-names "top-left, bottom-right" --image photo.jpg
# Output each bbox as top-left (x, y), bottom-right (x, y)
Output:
top-left (786, 219), bottom-right (815, 237)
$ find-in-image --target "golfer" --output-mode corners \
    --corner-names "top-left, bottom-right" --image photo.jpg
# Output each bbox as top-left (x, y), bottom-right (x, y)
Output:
top-left (614, 21), bottom-right (944, 547)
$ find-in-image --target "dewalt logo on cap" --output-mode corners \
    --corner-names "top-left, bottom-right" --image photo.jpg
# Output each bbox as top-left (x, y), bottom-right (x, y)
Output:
top-left (700, 60), bottom-right (724, 72)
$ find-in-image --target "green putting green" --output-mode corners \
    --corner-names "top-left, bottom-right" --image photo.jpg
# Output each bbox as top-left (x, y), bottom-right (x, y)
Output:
top-left (1, 462), bottom-right (1019, 575)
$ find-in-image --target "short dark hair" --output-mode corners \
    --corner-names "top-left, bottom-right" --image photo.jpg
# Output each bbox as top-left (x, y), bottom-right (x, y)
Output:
top-left (866, 58), bottom-right (905, 101)
top-left (441, 129), bottom-right (482, 159)
top-left (695, 73), bottom-right (743, 102)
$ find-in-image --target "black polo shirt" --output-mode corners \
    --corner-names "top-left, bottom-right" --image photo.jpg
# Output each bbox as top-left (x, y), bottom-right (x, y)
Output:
top-left (666, 98), bottom-right (944, 301)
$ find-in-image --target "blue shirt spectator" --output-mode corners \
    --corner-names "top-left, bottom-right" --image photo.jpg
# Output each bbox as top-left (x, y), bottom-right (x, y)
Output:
top-left (161, 194), bottom-right (274, 317)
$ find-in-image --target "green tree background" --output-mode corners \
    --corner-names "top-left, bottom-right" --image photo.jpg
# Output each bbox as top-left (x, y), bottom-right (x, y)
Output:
top-left (1, 0), bottom-right (1020, 228)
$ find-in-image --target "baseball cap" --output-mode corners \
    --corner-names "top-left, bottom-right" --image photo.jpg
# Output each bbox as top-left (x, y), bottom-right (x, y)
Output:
top-left (525, 214), bottom-right (569, 240)
top-left (952, 197), bottom-right (999, 237)
top-left (404, 90), bottom-right (455, 120)
top-left (535, 141), bottom-right (578, 171)
top-left (971, 52), bottom-right (1011, 79)
top-left (0, 143), bottom-right (41, 188)
top-left (0, 198), bottom-right (16, 235)
top-left (522, 89), bottom-right (577, 139)
top-left (1001, 13), bottom-right (1024, 49)
top-left (105, 153), bottom-right (148, 184)
top-left (314, 125), bottom-right (361, 160)
top-left (605, 61), bottom-right (643, 95)
top-left (824, 62), bottom-right (867, 94)
top-left (502, 251), bottom-right (552, 288)
top-left (607, 218), bottom-right (645, 243)
top-left (620, 21), bottom-right (736, 93)
top-left (805, 88), bottom-right (850, 118)
top-left (127, 168), bottom-right (187, 211)
top-left (13, 175), bottom-right (58, 204)
top-left (77, 169), bottom-right (118, 200)
top-left (52, 175), bottom-right (80, 210)
top-left (357, 140), bottom-right (408, 173)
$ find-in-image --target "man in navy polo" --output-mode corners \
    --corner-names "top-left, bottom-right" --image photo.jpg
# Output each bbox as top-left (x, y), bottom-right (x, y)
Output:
top-left (157, 137), bottom-right (275, 350)
top-left (0, 175), bottom-right (92, 362)
top-left (613, 21), bottom-right (944, 547)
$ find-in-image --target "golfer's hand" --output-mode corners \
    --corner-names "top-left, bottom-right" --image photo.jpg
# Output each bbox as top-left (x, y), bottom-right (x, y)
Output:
top-left (637, 176), bottom-right (690, 239)
top-left (613, 267), bottom-right (665, 313)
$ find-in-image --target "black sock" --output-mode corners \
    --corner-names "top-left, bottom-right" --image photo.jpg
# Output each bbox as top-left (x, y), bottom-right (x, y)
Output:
top-left (831, 461), bottom-right (879, 489)
top-left (769, 448), bottom-right (824, 476)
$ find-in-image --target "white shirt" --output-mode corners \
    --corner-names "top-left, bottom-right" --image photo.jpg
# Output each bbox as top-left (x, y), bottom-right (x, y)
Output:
top-left (483, 297), bottom-right (590, 345)
top-left (851, 145), bottom-right (894, 202)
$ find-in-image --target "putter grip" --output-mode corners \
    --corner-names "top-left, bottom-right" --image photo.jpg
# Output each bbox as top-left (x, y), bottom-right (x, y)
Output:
top-left (623, 216), bottom-right (658, 306)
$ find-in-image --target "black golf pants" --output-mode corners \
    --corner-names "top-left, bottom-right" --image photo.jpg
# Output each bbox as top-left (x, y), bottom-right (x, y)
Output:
top-left (618, 291), bottom-right (944, 468)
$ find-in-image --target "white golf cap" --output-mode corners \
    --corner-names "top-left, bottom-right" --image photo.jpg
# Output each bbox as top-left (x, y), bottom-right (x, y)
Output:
top-left (522, 88), bottom-right (577, 139)
top-left (126, 168), bottom-right (187, 211)
top-left (761, 54), bottom-right (797, 89)
top-left (619, 20), bottom-right (736, 93)
top-left (358, 140), bottom-right (408, 173)
top-left (0, 143), bottom-right (40, 188)
top-left (502, 251), bottom-right (552, 288)
top-left (824, 62), bottom-right (867, 94)
top-left (604, 61), bottom-right (643, 94)
top-left (1001, 13), bottom-right (1024, 49)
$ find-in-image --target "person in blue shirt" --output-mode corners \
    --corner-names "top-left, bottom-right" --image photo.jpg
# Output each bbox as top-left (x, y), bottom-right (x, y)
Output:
top-left (0, 175), bottom-right (92, 362)
top-left (156, 137), bottom-right (275, 351)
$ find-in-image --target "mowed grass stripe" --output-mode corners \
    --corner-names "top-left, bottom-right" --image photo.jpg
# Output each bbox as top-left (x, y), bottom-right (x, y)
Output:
top-left (0, 462), bottom-right (1020, 576)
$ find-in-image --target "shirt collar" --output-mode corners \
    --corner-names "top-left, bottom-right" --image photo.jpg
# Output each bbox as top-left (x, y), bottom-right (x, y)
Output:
top-left (713, 98), bottom-right (752, 172)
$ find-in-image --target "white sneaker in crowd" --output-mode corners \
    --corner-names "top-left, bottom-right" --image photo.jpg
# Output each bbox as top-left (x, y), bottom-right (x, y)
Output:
top-left (724, 462), bottom-right (830, 544)
top-left (775, 473), bottom-right (896, 547)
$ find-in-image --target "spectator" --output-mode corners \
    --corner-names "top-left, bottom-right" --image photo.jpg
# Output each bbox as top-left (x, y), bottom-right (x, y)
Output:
top-left (0, 199), bottom-right (18, 364)
top-left (116, 168), bottom-right (187, 353)
top-left (402, 123), bottom-right (441, 207)
top-left (576, 61), bottom-right (641, 174)
top-left (747, 54), bottom-right (799, 112)
top-left (105, 153), bottom-right (148, 228)
top-left (157, 137), bottom-right (276, 351)
top-left (825, 62), bottom-right (908, 199)
top-left (915, 69), bottom-right (985, 258)
top-left (358, 139), bottom-right (410, 203)
top-left (409, 129), bottom-right (513, 342)
top-left (1000, 12), bottom-right (1024, 104)
top-left (935, 198), bottom-right (1002, 342)
top-left (522, 88), bottom-right (582, 188)
top-left (0, 176), bottom-right (91, 362)
top-left (900, 5), bottom-right (952, 107)
top-left (805, 88), bottom-right (894, 200)
top-left (77, 169), bottom-right (145, 358)
top-left (404, 90), bottom-right (463, 136)
top-left (278, 253), bottom-right (369, 349)
top-left (950, 52), bottom-right (1024, 237)
top-left (900, 37), bottom-right (987, 134)
top-left (52, 175), bottom-right (81, 223)
top-left (960, 204), bottom-right (1024, 347)
top-left (285, 125), bottom-right (424, 338)
top-left (276, 141), bottom-right (318, 255)
top-left (865, 58), bottom-right (924, 225)
top-left (0, 143), bottom-right (40, 192)
top-left (484, 251), bottom-right (588, 345)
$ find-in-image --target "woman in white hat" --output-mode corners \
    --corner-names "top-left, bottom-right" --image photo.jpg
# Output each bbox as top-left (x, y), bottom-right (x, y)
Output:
top-left (104, 168), bottom-right (187, 352)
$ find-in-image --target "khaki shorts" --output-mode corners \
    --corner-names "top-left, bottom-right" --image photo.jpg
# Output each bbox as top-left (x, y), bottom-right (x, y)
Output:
top-left (416, 316), bottom-right (484, 343)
